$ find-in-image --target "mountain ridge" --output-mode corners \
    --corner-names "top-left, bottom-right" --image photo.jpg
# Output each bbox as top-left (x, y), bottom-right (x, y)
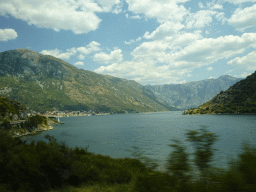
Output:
top-left (0, 49), bottom-right (175, 113)
top-left (145, 75), bottom-right (243, 109)
top-left (186, 70), bottom-right (256, 114)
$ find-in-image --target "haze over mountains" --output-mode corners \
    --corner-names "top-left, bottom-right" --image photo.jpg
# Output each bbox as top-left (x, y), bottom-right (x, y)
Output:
top-left (0, 49), bottom-right (244, 112)
top-left (146, 75), bottom-right (243, 109)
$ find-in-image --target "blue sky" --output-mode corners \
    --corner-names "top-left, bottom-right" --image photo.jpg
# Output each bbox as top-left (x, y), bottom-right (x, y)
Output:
top-left (0, 0), bottom-right (256, 85)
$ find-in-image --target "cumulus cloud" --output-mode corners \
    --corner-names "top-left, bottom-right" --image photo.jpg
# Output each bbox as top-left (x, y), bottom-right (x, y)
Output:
top-left (0, 28), bottom-right (17, 41)
top-left (77, 41), bottom-right (101, 55)
top-left (207, 67), bottom-right (213, 71)
top-left (125, 0), bottom-right (189, 23)
top-left (74, 61), bottom-right (84, 66)
top-left (131, 40), bottom-right (169, 62)
top-left (215, 12), bottom-right (227, 24)
top-left (198, 2), bottom-right (204, 8)
top-left (206, 2), bottom-right (223, 10)
top-left (93, 48), bottom-right (123, 64)
top-left (40, 48), bottom-right (76, 60)
top-left (228, 4), bottom-right (256, 31)
top-left (220, 0), bottom-right (256, 4)
top-left (186, 10), bottom-right (217, 28)
top-left (94, 61), bottom-right (189, 85)
top-left (125, 13), bottom-right (142, 19)
top-left (228, 51), bottom-right (256, 70)
top-left (77, 54), bottom-right (86, 60)
top-left (143, 21), bottom-right (185, 40)
top-left (96, 0), bottom-right (122, 13)
top-left (234, 72), bottom-right (253, 78)
top-left (132, 32), bottom-right (202, 62)
top-left (125, 37), bottom-right (142, 45)
top-left (173, 33), bottom-right (256, 66)
top-left (0, 0), bottom-right (105, 34)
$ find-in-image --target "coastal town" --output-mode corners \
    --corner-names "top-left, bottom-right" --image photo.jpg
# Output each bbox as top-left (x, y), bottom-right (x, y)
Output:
top-left (30, 110), bottom-right (110, 118)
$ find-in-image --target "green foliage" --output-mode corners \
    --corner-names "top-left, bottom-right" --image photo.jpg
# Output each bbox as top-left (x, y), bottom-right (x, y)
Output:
top-left (0, 119), bottom-right (11, 130)
top-left (1, 127), bottom-right (256, 192)
top-left (0, 131), bottom-right (148, 191)
top-left (188, 71), bottom-right (256, 114)
top-left (167, 139), bottom-right (190, 182)
top-left (24, 115), bottom-right (47, 128)
top-left (0, 96), bottom-right (25, 121)
top-left (186, 127), bottom-right (218, 177)
top-left (132, 172), bottom-right (175, 192)
top-left (128, 146), bottom-right (158, 170)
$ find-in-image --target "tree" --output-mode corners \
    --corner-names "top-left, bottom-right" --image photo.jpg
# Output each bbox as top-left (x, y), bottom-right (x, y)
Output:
top-left (167, 139), bottom-right (190, 182)
top-left (186, 127), bottom-right (218, 178)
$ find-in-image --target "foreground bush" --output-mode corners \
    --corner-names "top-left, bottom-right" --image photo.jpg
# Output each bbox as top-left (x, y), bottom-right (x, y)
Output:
top-left (0, 131), bottom-right (147, 191)
top-left (0, 129), bottom-right (256, 192)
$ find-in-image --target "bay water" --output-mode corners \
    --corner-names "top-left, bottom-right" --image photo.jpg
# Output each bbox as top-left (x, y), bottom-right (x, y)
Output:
top-left (21, 111), bottom-right (256, 171)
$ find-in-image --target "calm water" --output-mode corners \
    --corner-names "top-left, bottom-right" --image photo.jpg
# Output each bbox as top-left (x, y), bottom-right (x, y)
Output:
top-left (22, 111), bottom-right (256, 171)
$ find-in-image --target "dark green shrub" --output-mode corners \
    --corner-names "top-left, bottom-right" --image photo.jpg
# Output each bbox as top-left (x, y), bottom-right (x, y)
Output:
top-left (167, 139), bottom-right (190, 182)
top-left (25, 115), bottom-right (47, 128)
top-left (132, 172), bottom-right (174, 192)
top-left (1, 119), bottom-right (11, 130)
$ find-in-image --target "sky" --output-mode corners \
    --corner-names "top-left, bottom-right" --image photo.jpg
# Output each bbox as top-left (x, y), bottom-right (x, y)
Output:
top-left (0, 0), bottom-right (256, 85)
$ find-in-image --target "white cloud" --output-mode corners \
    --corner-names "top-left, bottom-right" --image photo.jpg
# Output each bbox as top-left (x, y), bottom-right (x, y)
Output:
top-left (143, 21), bottom-right (184, 40)
top-left (130, 15), bottom-right (142, 19)
top-left (228, 51), bottom-right (256, 70)
top-left (0, 0), bottom-right (104, 34)
top-left (94, 61), bottom-right (189, 85)
top-left (95, 0), bottom-right (122, 13)
top-left (173, 33), bottom-right (256, 66)
top-left (228, 4), bottom-right (256, 31)
top-left (125, 37), bottom-right (142, 45)
top-left (215, 12), bottom-right (227, 24)
top-left (234, 72), bottom-right (253, 78)
top-left (125, 0), bottom-right (189, 23)
top-left (41, 41), bottom-right (100, 61)
top-left (78, 54), bottom-right (86, 60)
top-left (220, 0), bottom-right (256, 4)
top-left (132, 32), bottom-right (202, 62)
top-left (198, 2), bottom-right (204, 8)
top-left (40, 48), bottom-right (76, 60)
top-left (74, 61), bottom-right (84, 66)
top-left (207, 2), bottom-right (223, 10)
top-left (131, 40), bottom-right (169, 62)
top-left (125, 13), bottom-right (142, 19)
top-left (186, 10), bottom-right (217, 28)
top-left (77, 41), bottom-right (101, 55)
top-left (96, 33), bottom-right (256, 85)
top-left (93, 48), bottom-right (123, 64)
top-left (0, 28), bottom-right (17, 41)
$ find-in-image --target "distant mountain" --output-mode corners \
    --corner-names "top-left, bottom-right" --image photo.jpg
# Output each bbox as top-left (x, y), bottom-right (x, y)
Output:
top-left (186, 71), bottom-right (256, 114)
top-left (145, 75), bottom-right (243, 109)
top-left (0, 49), bottom-right (175, 113)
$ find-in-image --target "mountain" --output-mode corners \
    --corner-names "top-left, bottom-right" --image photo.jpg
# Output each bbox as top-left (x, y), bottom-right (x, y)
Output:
top-left (145, 75), bottom-right (243, 109)
top-left (186, 71), bottom-right (256, 114)
top-left (0, 49), bottom-right (175, 113)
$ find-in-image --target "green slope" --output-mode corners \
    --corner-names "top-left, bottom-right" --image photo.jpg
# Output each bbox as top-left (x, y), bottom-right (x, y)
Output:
top-left (186, 70), bottom-right (256, 114)
top-left (0, 49), bottom-right (175, 112)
